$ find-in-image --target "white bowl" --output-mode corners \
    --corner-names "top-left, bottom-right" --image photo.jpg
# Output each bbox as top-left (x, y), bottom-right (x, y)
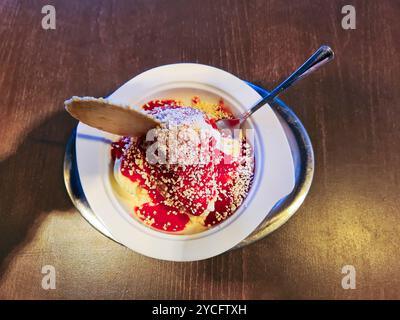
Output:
top-left (75, 63), bottom-right (295, 261)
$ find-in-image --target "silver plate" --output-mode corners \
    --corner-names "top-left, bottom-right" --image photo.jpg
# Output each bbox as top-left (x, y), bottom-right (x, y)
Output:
top-left (63, 82), bottom-right (314, 249)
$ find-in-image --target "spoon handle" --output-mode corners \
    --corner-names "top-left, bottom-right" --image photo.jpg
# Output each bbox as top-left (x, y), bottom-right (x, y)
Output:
top-left (242, 45), bottom-right (334, 121)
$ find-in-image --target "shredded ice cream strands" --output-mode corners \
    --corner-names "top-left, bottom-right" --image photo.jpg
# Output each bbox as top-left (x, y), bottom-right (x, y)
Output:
top-left (149, 106), bottom-right (209, 128)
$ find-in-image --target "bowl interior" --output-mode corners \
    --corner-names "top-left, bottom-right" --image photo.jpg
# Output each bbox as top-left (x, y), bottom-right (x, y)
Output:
top-left (107, 84), bottom-right (263, 240)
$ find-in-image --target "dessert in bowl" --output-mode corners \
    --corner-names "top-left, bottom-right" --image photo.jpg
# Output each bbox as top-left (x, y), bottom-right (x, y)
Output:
top-left (111, 97), bottom-right (254, 235)
top-left (75, 63), bottom-right (295, 261)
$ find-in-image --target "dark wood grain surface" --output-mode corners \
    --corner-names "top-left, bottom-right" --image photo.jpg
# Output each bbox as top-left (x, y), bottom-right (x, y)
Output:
top-left (0, 0), bottom-right (399, 299)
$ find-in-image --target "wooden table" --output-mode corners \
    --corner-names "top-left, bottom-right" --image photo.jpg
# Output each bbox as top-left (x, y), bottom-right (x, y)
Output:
top-left (0, 0), bottom-right (399, 300)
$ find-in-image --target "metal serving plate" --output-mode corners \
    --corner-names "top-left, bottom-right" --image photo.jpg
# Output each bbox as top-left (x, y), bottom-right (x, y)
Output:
top-left (63, 82), bottom-right (314, 249)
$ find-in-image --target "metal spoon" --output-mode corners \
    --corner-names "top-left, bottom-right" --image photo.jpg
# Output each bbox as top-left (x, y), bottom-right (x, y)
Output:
top-left (216, 45), bottom-right (334, 130)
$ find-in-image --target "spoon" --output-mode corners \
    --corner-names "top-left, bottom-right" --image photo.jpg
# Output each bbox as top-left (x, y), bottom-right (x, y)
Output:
top-left (65, 96), bottom-right (161, 137)
top-left (216, 45), bottom-right (334, 130)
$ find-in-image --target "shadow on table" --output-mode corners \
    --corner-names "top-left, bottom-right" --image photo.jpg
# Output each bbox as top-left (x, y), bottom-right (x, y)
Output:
top-left (0, 111), bottom-right (76, 279)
